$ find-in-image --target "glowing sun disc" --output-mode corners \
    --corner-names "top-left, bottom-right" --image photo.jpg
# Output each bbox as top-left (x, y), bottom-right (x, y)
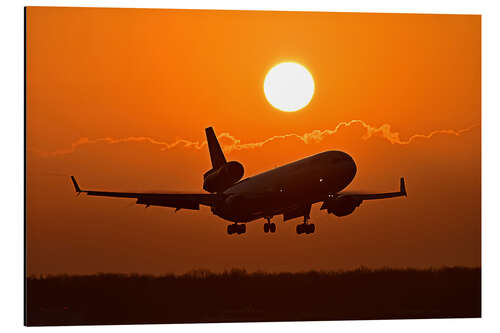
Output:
top-left (264, 62), bottom-right (315, 112)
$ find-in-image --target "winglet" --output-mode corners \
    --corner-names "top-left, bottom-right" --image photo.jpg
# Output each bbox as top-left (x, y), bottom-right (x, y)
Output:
top-left (70, 176), bottom-right (82, 193)
top-left (400, 177), bottom-right (407, 197)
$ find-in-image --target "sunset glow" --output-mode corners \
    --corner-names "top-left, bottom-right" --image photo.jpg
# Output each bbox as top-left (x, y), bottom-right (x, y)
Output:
top-left (26, 8), bottom-right (480, 276)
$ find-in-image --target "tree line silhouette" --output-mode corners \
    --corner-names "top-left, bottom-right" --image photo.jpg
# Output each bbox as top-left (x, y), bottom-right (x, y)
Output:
top-left (26, 267), bottom-right (480, 326)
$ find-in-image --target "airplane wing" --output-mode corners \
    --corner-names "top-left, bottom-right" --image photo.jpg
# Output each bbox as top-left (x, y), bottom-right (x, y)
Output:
top-left (70, 176), bottom-right (218, 210)
top-left (337, 177), bottom-right (407, 201)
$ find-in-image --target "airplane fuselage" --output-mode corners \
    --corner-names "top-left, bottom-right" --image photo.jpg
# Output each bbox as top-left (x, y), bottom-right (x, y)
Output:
top-left (212, 151), bottom-right (357, 223)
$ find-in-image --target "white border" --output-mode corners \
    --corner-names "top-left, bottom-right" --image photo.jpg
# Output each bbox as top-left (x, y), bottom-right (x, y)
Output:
top-left (17, 0), bottom-right (486, 14)
top-left (2, 0), bottom-right (499, 332)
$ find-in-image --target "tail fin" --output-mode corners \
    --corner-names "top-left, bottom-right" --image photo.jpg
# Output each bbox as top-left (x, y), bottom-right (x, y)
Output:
top-left (205, 127), bottom-right (227, 169)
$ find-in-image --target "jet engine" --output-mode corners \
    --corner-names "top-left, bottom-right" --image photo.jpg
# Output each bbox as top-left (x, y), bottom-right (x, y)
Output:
top-left (321, 197), bottom-right (362, 217)
top-left (203, 161), bottom-right (244, 193)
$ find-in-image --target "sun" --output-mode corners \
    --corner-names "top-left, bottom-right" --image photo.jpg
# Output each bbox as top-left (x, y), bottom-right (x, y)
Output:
top-left (263, 62), bottom-right (315, 112)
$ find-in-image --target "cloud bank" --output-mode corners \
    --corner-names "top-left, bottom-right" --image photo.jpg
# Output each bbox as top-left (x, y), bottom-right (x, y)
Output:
top-left (32, 120), bottom-right (477, 158)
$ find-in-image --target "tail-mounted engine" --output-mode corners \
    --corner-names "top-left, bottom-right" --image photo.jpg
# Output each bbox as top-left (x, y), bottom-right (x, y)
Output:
top-left (320, 196), bottom-right (362, 217)
top-left (203, 127), bottom-right (244, 193)
top-left (203, 161), bottom-right (244, 193)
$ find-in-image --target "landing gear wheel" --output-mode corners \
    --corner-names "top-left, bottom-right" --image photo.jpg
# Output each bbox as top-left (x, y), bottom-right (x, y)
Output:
top-left (228, 224), bottom-right (245, 235)
top-left (270, 223), bottom-right (276, 233)
top-left (296, 223), bottom-right (315, 235)
top-left (304, 224), bottom-right (315, 234)
top-left (264, 223), bottom-right (270, 233)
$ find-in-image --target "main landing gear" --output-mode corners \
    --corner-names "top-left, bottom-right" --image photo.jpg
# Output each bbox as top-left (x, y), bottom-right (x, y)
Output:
top-left (264, 217), bottom-right (276, 233)
top-left (296, 215), bottom-right (315, 235)
top-left (227, 223), bottom-right (246, 235)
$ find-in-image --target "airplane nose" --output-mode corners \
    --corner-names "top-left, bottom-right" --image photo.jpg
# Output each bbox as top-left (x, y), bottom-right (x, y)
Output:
top-left (349, 158), bottom-right (357, 179)
top-left (342, 155), bottom-right (357, 180)
top-left (327, 151), bottom-right (357, 182)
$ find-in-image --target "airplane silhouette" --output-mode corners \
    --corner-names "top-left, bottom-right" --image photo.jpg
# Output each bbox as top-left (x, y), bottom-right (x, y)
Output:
top-left (71, 127), bottom-right (407, 235)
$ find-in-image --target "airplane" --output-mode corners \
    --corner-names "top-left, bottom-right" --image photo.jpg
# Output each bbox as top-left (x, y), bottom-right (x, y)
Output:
top-left (71, 127), bottom-right (407, 235)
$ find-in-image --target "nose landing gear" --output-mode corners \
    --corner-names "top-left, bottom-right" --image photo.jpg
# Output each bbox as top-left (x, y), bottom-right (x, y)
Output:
top-left (264, 217), bottom-right (276, 233)
top-left (227, 223), bottom-right (246, 235)
top-left (296, 215), bottom-right (315, 235)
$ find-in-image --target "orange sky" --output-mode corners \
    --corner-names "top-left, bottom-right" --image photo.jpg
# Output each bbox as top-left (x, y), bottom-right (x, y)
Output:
top-left (26, 7), bottom-right (480, 275)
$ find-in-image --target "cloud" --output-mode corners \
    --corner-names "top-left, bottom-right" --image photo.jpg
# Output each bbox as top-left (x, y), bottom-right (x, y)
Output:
top-left (32, 120), bottom-right (477, 157)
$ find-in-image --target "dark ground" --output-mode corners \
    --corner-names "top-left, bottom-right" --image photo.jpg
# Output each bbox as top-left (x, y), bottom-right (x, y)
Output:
top-left (26, 267), bottom-right (481, 326)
